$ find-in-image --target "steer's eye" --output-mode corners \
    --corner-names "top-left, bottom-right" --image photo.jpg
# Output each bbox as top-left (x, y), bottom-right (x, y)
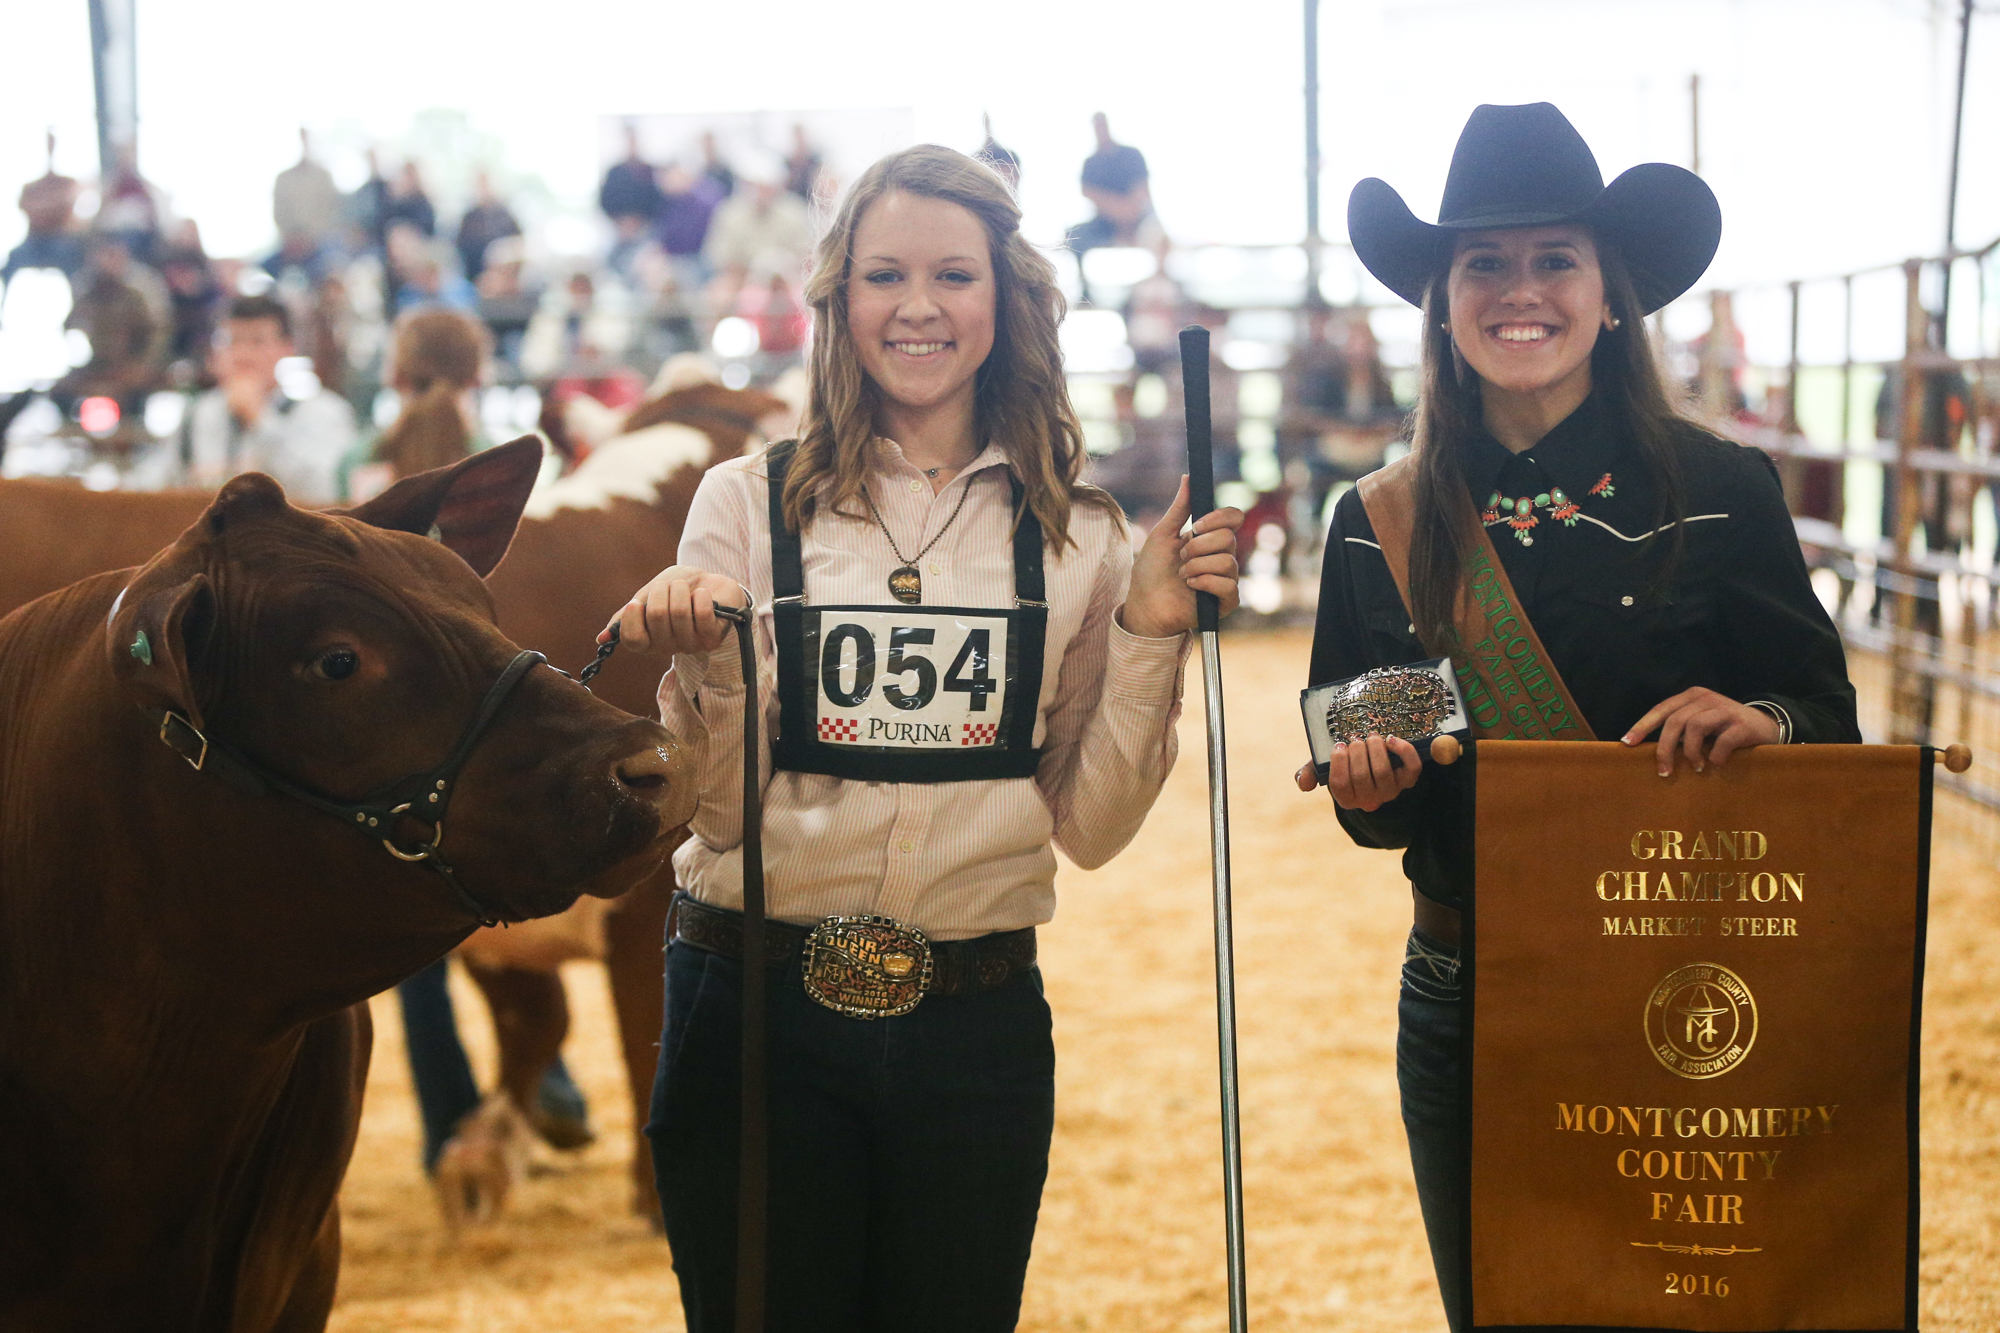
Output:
top-left (312, 648), bottom-right (361, 682)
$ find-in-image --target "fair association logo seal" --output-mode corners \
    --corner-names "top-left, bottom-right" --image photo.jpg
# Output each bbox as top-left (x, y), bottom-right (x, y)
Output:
top-left (1645, 963), bottom-right (1758, 1080)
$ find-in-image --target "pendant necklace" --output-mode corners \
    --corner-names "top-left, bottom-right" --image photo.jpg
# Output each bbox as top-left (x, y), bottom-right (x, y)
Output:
top-left (863, 473), bottom-right (974, 605)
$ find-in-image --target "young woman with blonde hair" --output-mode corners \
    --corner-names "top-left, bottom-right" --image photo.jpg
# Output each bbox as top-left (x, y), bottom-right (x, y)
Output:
top-left (610, 143), bottom-right (1243, 1331)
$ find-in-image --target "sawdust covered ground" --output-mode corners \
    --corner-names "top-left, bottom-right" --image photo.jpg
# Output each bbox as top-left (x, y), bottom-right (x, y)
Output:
top-left (329, 629), bottom-right (2000, 1332)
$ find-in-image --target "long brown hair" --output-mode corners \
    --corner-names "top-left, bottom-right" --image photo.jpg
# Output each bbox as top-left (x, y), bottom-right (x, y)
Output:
top-left (781, 144), bottom-right (1118, 551)
top-left (376, 308), bottom-right (488, 479)
top-left (1406, 238), bottom-right (1689, 649)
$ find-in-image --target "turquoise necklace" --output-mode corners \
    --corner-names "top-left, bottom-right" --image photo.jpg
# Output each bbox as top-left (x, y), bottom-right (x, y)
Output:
top-left (1481, 472), bottom-right (1615, 546)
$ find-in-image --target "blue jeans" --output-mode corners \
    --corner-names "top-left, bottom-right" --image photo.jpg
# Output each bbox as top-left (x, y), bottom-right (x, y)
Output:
top-left (396, 959), bottom-right (589, 1172)
top-left (647, 941), bottom-right (1056, 1333)
top-left (1398, 927), bottom-right (1467, 1333)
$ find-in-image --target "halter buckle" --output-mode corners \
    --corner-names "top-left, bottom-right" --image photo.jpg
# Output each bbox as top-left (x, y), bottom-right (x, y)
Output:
top-left (158, 711), bottom-right (209, 772)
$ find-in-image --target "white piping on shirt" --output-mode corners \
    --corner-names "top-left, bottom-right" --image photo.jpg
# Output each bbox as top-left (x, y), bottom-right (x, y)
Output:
top-left (1572, 512), bottom-right (1729, 542)
top-left (1346, 514), bottom-right (1728, 551)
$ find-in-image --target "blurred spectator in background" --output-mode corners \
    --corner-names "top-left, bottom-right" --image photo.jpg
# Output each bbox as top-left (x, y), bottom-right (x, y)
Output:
top-left (977, 116), bottom-right (1021, 193)
top-left (272, 131), bottom-right (342, 264)
top-left (522, 269), bottom-right (634, 380)
top-left (4, 131), bottom-right (86, 284)
top-left (391, 235), bottom-right (477, 315)
top-left (1280, 305), bottom-right (1400, 513)
top-left (703, 152), bottom-right (812, 317)
top-left (601, 123), bottom-right (663, 278)
top-left (155, 223), bottom-right (224, 382)
top-left (1689, 290), bottom-right (1748, 418)
top-left (476, 235), bottom-right (541, 374)
top-left (632, 241), bottom-right (705, 366)
top-left (1066, 113), bottom-right (1160, 265)
top-left (785, 124), bottom-right (823, 201)
top-left (455, 170), bottom-right (521, 284)
top-left (306, 270), bottom-right (352, 397)
top-left (349, 148), bottom-right (392, 254)
top-left (54, 234), bottom-right (164, 412)
top-left (382, 162), bottom-right (437, 240)
top-left (373, 306), bottom-right (488, 479)
top-left (95, 144), bottom-right (166, 266)
top-left (747, 272), bottom-right (808, 361)
top-left (655, 160), bottom-right (725, 276)
top-left (135, 294), bottom-right (356, 503)
top-left (699, 130), bottom-right (735, 198)
top-left (1122, 236), bottom-right (1184, 374)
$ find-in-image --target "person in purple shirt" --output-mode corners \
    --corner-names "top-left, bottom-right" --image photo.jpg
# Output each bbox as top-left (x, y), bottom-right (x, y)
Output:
top-left (654, 161), bottom-right (725, 262)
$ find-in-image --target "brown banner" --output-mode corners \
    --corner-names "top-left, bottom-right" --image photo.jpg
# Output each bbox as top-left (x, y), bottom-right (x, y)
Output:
top-left (1469, 741), bottom-right (1930, 1332)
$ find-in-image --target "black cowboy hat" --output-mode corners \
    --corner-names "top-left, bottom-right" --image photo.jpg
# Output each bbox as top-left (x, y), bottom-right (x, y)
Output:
top-left (1348, 102), bottom-right (1721, 315)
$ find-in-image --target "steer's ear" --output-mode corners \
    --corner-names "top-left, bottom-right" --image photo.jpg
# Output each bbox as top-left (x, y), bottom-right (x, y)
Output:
top-left (339, 436), bottom-right (545, 578)
top-left (108, 566), bottom-right (216, 734)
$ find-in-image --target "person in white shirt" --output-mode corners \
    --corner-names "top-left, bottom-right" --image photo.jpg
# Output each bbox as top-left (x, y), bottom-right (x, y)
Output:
top-left (135, 294), bottom-right (354, 504)
top-left (703, 151), bottom-right (815, 321)
top-left (611, 145), bottom-right (1242, 1332)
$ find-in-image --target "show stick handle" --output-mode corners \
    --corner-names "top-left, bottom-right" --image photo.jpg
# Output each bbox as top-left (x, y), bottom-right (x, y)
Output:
top-left (1179, 325), bottom-right (1219, 635)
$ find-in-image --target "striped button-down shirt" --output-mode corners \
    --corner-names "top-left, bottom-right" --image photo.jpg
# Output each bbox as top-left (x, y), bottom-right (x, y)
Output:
top-left (660, 438), bottom-right (1192, 940)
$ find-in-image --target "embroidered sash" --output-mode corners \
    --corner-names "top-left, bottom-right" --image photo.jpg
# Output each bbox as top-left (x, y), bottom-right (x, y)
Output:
top-left (1356, 454), bottom-right (1595, 742)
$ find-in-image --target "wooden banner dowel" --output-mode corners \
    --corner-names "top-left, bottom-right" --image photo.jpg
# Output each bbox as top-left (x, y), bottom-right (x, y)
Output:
top-left (1430, 734), bottom-right (1463, 766)
top-left (1936, 743), bottom-right (1974, 773)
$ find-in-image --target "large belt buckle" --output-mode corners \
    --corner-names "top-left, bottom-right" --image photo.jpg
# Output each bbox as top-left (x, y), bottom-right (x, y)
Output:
top-left (801, 914), bottom-right (934, 1019)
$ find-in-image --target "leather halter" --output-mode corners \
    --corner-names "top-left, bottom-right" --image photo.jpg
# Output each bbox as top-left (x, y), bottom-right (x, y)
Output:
top-left (146, 649), bottom-right (546, 928)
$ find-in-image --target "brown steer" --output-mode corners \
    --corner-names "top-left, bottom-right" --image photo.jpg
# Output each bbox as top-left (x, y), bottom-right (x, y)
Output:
top-left (0, 440), bottom-right (692, 1330)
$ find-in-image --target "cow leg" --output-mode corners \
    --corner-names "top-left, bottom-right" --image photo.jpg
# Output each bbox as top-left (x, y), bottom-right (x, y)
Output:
top-left (604, 869), bottom-right (674, 1225)
top-left (262, 1204), bottom-right (340, 1333)
top-left (463, 962), bottom-right (571, 1125)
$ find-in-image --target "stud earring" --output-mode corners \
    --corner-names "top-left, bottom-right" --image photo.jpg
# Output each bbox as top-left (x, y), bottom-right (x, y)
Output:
top-left (1607, 316), bottom-right (1622, 330)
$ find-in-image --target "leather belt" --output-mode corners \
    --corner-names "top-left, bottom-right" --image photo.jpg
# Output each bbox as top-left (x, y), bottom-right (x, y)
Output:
top-left (1412, 887), bottom-right (1462, 950)
top-left (668, 892), bottom-right (1037, 1000)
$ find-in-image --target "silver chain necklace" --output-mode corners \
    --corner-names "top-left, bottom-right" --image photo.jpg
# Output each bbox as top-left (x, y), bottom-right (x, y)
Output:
top-left (862, 476), bottom-right (974, 605)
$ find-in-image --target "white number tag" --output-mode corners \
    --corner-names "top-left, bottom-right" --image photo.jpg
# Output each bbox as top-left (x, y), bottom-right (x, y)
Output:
top-left (812, 610), bottom-right (1013, 749)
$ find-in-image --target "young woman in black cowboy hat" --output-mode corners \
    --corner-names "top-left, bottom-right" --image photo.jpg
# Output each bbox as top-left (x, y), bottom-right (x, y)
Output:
top-left (1301, 103), bottom-right (1859, 1329)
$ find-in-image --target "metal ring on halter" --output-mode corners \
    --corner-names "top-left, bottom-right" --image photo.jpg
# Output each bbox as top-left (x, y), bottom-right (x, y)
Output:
top-left (381, 802), bottom-right (442, 863)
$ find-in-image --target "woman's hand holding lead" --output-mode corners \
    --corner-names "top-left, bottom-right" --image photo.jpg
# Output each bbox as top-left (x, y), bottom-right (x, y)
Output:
top-left (603, 565), bottom-right (745, 655)
top-left (1622, 687), bottom-right (1780, 776)
top-left (1121, 475), bottom-right (1245, 639)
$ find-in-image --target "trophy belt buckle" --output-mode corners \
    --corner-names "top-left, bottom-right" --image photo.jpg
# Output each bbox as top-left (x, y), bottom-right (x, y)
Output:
top-left (801, 914), bottom-right (935, 1019)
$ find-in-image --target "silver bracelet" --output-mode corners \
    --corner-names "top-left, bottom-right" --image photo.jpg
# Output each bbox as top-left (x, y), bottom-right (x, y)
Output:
top-left (1746, 700), bottom-right (1793, 744)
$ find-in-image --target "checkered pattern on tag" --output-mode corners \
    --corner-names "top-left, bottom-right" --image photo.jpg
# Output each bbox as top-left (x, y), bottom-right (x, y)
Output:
top-left (818, 717), bottom-right (861, 742)
top-left (961, 722), bottom-right (999, 747)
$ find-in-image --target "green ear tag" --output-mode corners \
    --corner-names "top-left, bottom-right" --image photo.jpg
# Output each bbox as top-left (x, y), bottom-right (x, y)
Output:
top-left (130, 630), bottom-right (152, 666)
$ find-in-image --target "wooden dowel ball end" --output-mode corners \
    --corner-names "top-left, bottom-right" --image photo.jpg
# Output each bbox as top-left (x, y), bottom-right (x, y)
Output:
top-left (1941, 743), bottom-right (1974, 773)
top-left (1429, 734), bottom-right (1462, 766)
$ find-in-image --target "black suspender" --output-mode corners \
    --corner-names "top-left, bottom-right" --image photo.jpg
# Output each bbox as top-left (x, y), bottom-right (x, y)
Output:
top-left (767, 440), bottom-right (1048, 783)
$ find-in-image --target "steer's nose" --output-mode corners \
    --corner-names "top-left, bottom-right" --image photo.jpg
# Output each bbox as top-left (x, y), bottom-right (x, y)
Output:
top-left (615, 738), bottom-right (696, 828)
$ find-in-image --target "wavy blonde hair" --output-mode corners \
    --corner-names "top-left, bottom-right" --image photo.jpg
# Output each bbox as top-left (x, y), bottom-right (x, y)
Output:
top-left (781, 144), bottom-right (1118, 552)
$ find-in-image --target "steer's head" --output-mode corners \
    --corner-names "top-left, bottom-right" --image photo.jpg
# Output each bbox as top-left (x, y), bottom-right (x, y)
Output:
top-left (106, 438), bottom-right (694, 933)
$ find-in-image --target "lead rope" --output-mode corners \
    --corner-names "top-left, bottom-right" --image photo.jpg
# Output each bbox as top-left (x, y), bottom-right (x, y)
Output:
top-left (717, 604), bottom-right (768, 1333)
top-left (579, 610), bottom-right (767, 1331)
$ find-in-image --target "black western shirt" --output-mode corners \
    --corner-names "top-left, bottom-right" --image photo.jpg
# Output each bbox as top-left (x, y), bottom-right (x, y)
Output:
top-left (1308, 393), bottom-right (1860, 910)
